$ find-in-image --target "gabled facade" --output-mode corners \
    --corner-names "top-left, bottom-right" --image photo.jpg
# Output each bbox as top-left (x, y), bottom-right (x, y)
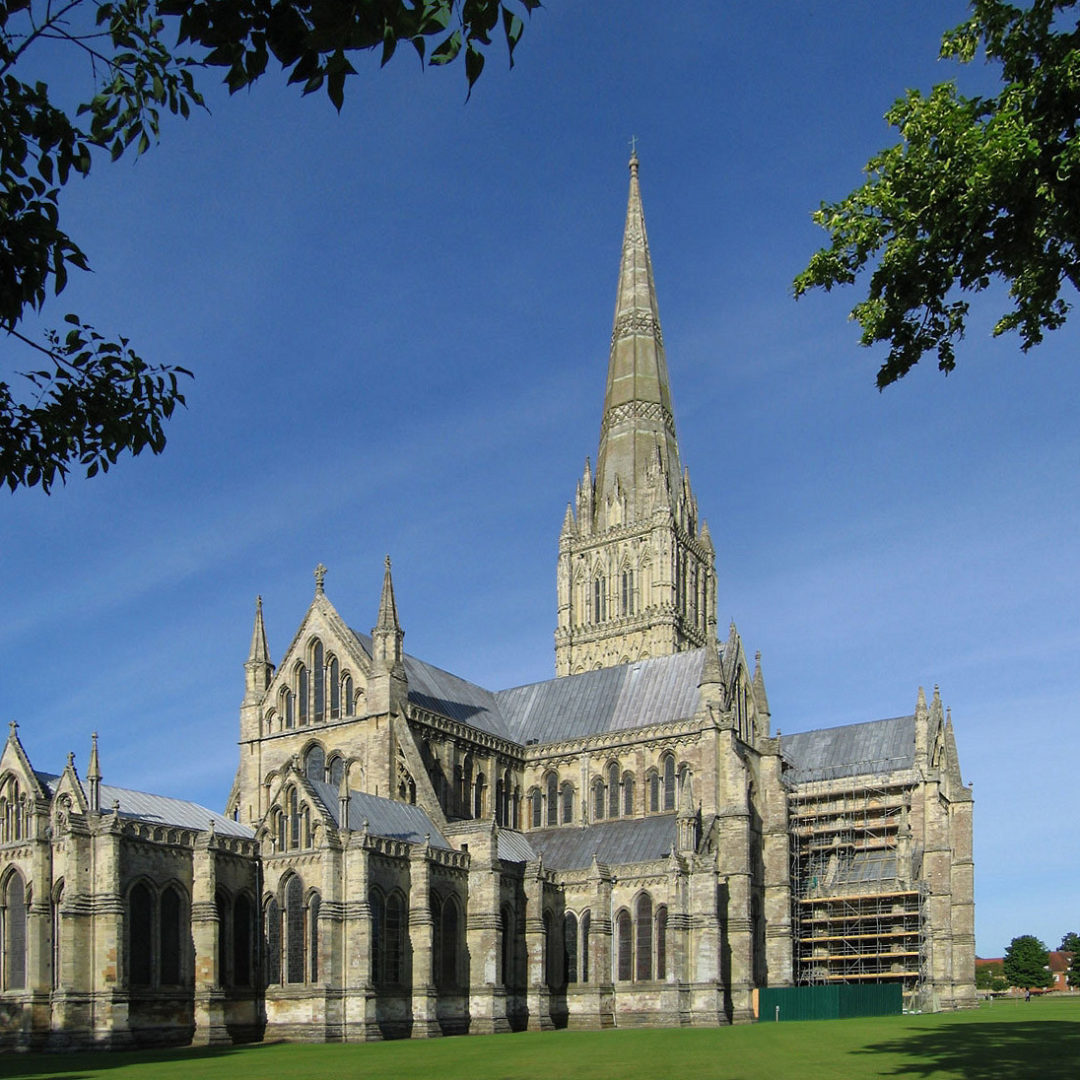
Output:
top-left (0, 156), bottom-right (975, 1050)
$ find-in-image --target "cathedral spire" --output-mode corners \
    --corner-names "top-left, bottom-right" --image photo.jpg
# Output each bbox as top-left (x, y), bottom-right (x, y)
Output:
top-left (87, 731), bottom-right (101, 814)
top-left (594, 152), bottom-right (681, 525)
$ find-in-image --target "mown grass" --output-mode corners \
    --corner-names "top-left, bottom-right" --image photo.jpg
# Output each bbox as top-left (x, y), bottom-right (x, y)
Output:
top-left (1, 995), bottom-right (1077, 1080)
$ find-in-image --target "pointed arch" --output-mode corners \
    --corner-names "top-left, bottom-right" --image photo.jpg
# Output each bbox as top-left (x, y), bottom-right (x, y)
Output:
top-left (1, 868), bottom-right (27, 990)
top-left (615, 908), bottom-right (632, 981)
top-left (264, 894), bottom-right (281, 985)
top-left (342, 672), bottom-right (354, 717)
top-left (283, 873), bottom-right (305, 984)
top-left (564, 911), bottom-right (578, 984)
top-left (303, 742), bottom-right (326, 784)
top-left (311, 638), bottom-right (325, 722)
top-left (296, 662), bottom-right (309, 725)
top-left (544, 771), bottom-right (558, 827)
top-left (662, 752), bottom-right (676, 810)
top-left (635, 891), bottom-right (653, 981)
top-left (607, 760), bottom-right (620, 818)
top-left (328, 654), bottom-right (340, 719)
top-left (560, 781), bottom-right (575, 824)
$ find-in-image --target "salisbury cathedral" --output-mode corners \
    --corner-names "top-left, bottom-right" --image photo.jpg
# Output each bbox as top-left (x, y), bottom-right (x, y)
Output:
top-left (0, 156), bottom-right (975, 1049)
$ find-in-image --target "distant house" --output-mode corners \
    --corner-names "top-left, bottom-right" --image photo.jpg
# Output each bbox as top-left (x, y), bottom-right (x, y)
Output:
top-left (1049, 952), bottom-right (1075, 992)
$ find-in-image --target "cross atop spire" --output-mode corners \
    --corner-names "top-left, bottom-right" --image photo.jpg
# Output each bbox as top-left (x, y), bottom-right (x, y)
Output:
top-left (314, 563), bottom-right (327, 594)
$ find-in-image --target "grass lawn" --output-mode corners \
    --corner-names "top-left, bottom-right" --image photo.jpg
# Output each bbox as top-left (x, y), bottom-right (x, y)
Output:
top-left (1, 996), bottom-right (1077, 1080)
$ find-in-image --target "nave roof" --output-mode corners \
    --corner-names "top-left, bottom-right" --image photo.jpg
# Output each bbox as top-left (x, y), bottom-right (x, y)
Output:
top-left (307, 779), bottom-right (451, 848)
top-left (497, 813), bottom-right (678, 870)
top-left (780, 715), bottom-right (916, 783)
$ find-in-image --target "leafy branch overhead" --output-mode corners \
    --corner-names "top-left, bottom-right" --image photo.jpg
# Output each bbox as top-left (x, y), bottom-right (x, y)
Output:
top-left (1, 0), bottom-right (538, 492)
top-left (794, 0), bottom-right (1080, 388)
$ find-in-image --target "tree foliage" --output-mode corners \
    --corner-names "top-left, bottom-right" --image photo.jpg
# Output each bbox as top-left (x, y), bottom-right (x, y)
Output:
top-left (1, 0), bottom-right (537, 491)
top-left (1062, 931), bottom-right (1080, 987)
top-left (794, 0), bottom-right (1080, 388)
top-left (1003, 933), bottom-right (1053, 989)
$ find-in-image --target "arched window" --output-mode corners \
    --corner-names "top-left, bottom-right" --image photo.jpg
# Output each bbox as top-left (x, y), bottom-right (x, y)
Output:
top-left (342, 673), bottom-right (354, 717)
top-left (607, 762), bottom-right (620, 819)
top-left (328, 754), bottom-right (345, 789)
top-left (474, 773), bottom-right (485, 819)
top-left (275, 809), bottom-right (286, 852)
top-left (593, 575), bottom-right (607, 623)
top-left (216, 890), bottom-right (229, 986)
top-left (2, 871), bottom-right (26, 990)
top-left (305, 744), bottom-right (325, 784)
top-left (545, 773), bottom-right (558, 827)
top-left (297, 664), bottom-right (309, 725)
top-left (369, 888), bottom-right (384, 984)
top-left (284, 875), bottom-right (305, 983)
top-left (264, 897), bottom-right (281, 985)
top-left (663, 754), bottom-right (676, 811)
top-left (437, 895), bottom-right (459, 989)
top-left (560, 782), bottom-right (574, 825)
top-left (564, 911), bottom-right (578, 984)
top-left (622, 772), bottom-right (635, 816)
top-left (592, 778), bottom-right (605, 821)
top-left (50, 882), bottom-right (64, 990)
top-left (648, 769), bottom-right (660, 812)
top-left (234, 894), bottom-right (253, 987)
top-left (128, 882), bottom-right (153, 987)
top-left (308, 891), bottom-right (321, 983)
top-left (656, 905), bottom-right (668, 980)
top-left (621, 569), bottom-right (634, 616)
top-left (328, 656), bottom-right (340, 719)
top-left (385, 893), bottom-right (404, 985)
top-left (282, 688), bottom-right (295, 729)
top-left (495, 778), bottom-right (505, 827)
top-left (635, 892), bottom-right (653, 981)
top-left (312, 640), bottom-right (325, 722)
top-left (160, 886), bottom-right (183, 985)
top-left (287, 788), bottom-right (300, 849)
top-left (529, 789), bottom-right (542, 829)
top-left (500, 904), bottom-right (514, 987)
top-left (580, 910), bottom-right (590, 983)
top-left (615, 909), bottom-right (632, 981)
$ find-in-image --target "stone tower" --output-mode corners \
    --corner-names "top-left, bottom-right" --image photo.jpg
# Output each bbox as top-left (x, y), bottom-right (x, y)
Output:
top-left (555, 154), bottom-right (718, 675)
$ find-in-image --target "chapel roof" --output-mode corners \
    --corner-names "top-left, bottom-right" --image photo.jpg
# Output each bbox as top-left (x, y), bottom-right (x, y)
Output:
top-left (36, 772), bottom-right (254, 838)
top-left (780, 714), bottom-right (916, 782)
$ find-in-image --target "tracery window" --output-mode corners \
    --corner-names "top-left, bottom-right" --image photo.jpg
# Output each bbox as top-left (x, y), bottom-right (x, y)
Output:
top-left (160, 886), bottom-right (182, 985)
top-left (297, 664), bottom-right (309, 725)
top-left (656, 905), bottom-right (668, 980)
top-left (126, 880), bottom-right (185, 989)
top-left (564, 911), bottom-right (578, 984)
top-left (312, 640), bottom-right (325, 722)
top-left (1, 870), bottom-right (27, 990)
top-left (305, 744), bottom-right (325, 785)
top-left (560, 782), bottom-right (574, 824)
top-left (284, 875), bottom-right (305, 984)
top-left (662, 753), bottom-right (676, 811)
top-left (309, 892), bottom-right (321, 983)
top-left (264, 897), bottom-right (281, 984)
top-left (51, 882), bottom-right (64, 989)
top-left (607, 762), bottom-right (620, 819)
top-left (327, 754), bottom-right (345, 789)
top-left (329, 656), bottom-right (340, 719)
top-left (635, 892), bottom-right (653, 981)
top-left (615, 909), bottom-right (632, 981)
top-left (580, 910), bottom-right (590, 983)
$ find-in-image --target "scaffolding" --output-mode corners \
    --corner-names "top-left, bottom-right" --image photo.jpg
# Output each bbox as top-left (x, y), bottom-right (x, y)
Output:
top-left (787, 762), bottom-right (928, 1006)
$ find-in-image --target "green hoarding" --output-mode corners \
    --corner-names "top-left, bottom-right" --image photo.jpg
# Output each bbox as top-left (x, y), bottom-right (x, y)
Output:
top-left (758, 983), bottom-right (903, 1021)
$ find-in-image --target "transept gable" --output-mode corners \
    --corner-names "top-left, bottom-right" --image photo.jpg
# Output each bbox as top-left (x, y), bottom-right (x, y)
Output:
top-left (0, 725), bottom-right (50, 804)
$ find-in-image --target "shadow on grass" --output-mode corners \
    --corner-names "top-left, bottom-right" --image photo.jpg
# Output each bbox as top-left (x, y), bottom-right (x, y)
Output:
top-left (859, 1020), bottom-right (1080, 1080)
top-left (0, 1041), bottom-right (286, 1080)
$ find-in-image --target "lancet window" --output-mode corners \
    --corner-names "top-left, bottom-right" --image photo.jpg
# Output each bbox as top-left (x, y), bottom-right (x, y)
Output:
top-left (545, 772), bottom-right (558, 826)
top-left (560, 781), bottom-right (575, 824)
top-left (607, 762), bottom-right (620, 818)
top-left (1, 870), bottom-right (26, 989)
top-left (370, 888), bottom-right (405, 985)
top-left (126, 880), bottom-right (186, 989)
top-left (312, 640), bottom-right (325, 722)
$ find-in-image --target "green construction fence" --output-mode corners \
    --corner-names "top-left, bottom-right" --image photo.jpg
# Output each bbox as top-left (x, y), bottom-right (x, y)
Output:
top-left (757, 983), bottom-right (903, 1021)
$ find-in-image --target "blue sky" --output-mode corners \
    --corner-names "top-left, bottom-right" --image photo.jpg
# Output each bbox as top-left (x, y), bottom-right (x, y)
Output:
top-left (3, 1), bottom-right (1077, 958)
